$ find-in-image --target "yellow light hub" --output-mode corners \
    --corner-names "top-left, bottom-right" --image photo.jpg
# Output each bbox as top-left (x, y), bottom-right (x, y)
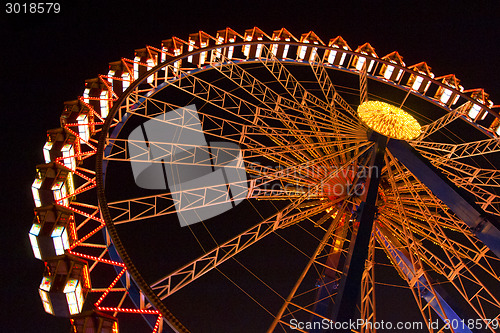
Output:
top-left (357, 101), bottom-right (421, 140)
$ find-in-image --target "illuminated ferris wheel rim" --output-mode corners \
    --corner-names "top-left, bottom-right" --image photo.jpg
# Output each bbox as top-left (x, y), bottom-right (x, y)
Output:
top-left (29, 26), bottom-right (500, 333)
top-left (97, 39), bottom-right (500, 190)
top-left (108, 40), bottom-right (500, 121)
top-left (96, 35), bottom-right (498, 326)
top-left (95, 35), bottom-right (500, 329)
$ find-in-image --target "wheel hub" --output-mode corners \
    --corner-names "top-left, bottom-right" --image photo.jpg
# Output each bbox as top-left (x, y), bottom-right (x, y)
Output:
top-left (357, 101), bottom-right (421, 140)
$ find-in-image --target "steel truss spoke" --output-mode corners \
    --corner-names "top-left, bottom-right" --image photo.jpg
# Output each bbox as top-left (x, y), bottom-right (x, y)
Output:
top-left (108, 177), bottom-right (307, 225)
top-left (411, 137), bottom-right (500, 160)
top-left (267, 202), bottom-right (349, 332)
top-left (108, 141), bottom-right (373, 224)
top-left (104, 129), bottom-right (364, 168)
top-left (104, 134), bottom-right (365, 186)
top-left (309, 51), bottom-right (364, 164)
top-left (158, 65), bottom-right (327, 163)
top-left (149, 150), bottom-right (372, 301)
top-left (258, 46), bottom-right (363, 131)
top-left (385, 152), bottom-right (500, 326)
top-left (109, 183), bottom-right (319, 225)
top-left (246, 140), bottom-right (371, 185)
top-left (211, 53), bottom-right (337, 159)
top-left (418, 104), bottom-right (467, 140)
top-left (381, 153), bottom-right (455, 329)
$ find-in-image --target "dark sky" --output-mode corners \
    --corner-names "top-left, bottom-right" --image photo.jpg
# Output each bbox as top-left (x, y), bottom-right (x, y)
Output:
top-left (1, 1), bottom-right (499, 332)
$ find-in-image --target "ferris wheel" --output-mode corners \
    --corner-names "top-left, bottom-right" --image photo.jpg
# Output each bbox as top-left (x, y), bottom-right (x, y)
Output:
top-left (29, 27), bottom-right (500, 332)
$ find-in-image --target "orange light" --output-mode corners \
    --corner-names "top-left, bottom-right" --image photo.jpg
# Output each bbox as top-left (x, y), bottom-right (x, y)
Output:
top-left (357, 101), bottom-right (421, 140)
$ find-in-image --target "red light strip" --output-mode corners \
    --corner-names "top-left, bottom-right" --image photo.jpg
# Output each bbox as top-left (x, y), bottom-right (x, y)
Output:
top-left (54, 160), bottom-right (95, 183)
top-left (67, 250), bottom-right (125, 268)
top-left (71, 201), bottom-right (99, 210)
top-left (97, 75), bottom-right (119, 100)
top-left (69, 224), bottom-right (105, 250)
top-left (96, 306), bottom-right (159, 314)
top-left (94, 267), bottom-right (127, 307)
top-left (59, 203), bottom-right (104, 224)
top-left (77, 97), bottom-right (106, 124)
top-left (152, 314), bottom-right (163, 333)
top-left (63, 125), bottom-right (98, 151)
top-left (56, 183), bottom-right (96, 204)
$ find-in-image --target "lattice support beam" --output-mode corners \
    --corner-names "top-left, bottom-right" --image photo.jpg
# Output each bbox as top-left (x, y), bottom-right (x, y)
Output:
top-left (412, 137), bottom-right (500, 160)
top-left (359, 61), bottom-right (368, 104)
top-left (375, 226), bottom-right (472, 333)
top-left (418, 104), bottom-right (467, 140)
top-left (388, 139), bottom-right (500, 258)
top-left (332, 133), bottom-right (387, 322)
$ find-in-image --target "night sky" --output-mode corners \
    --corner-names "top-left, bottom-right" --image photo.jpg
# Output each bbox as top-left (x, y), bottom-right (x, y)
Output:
top-left (2, 1), bottom-right (499, 332)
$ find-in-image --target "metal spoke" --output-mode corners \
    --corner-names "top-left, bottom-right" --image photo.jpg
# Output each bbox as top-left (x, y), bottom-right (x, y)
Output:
top-left (258, 45), bottom-right (363, 132)
top-left (412, 137), bottom-right (500, 160)
top-left (386, 151), bottom-right (500, 326)
top-left (108, 140), bottom-right (373, 224)
top-left (418, 104), bottom-right (467, 140)
top-left (382, 153), bottom-right (454, 329)
top-left (149, 146), bottom-right (372, 299)
top-left (267, 202), bottom-right (349, 332)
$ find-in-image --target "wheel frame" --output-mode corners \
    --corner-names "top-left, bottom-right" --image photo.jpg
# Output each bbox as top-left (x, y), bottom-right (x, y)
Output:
top-left (30, 28), bottom-right (500, 332)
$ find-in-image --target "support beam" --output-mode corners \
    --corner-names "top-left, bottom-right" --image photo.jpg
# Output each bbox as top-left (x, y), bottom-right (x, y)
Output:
top-left (387, 139), bottom-right (500, 258)
top-left (331, 133), bottom-right (387, 322)
top-left (359, 61), bottom-right (368, 104)
top-left (375, 226), bottom-right (473, 333)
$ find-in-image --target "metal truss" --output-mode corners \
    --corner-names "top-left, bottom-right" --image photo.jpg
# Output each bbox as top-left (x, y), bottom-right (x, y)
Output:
top-left (412, 137), bottom-right (500, 160)
top-left (359, 61), bottom-right (368, 105)
top-left (149, 149), bottom-right (372, 301)
top-left (30, 27), bottom-right (500, 333)
top-left (418, 104), bottom-right (467, 140)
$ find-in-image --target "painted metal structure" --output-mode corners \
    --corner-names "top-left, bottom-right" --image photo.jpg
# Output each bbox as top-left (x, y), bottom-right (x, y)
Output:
top-left (29, 27), bottom-right (500, 332)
